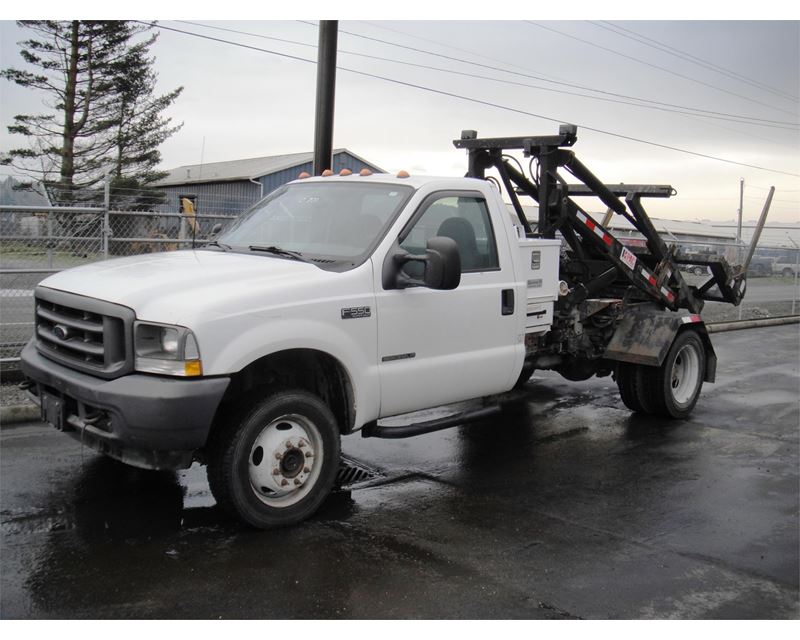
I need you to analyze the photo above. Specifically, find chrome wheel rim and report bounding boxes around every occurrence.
[248,413,323,507]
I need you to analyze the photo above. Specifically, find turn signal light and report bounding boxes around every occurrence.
[185,360,203,377]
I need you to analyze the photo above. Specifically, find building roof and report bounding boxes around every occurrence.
[155,149,384,186]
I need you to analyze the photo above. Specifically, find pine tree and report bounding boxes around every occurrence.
[1,21,182,206]
[106,29,183,210]
[1,21,132,201]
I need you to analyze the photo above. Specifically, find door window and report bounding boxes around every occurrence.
[399,194,498,274]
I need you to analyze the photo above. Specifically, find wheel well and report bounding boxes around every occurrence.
[214,349,356,435]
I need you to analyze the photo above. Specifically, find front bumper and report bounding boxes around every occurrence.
[20,340,230,469]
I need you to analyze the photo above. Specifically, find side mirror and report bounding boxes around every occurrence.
[383,236,461,290]
[210,223,223,236]
[422,236,461,290]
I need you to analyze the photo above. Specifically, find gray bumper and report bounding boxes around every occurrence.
[21,340,230,469]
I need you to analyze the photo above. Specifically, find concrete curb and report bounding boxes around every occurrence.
[0,403,40,426]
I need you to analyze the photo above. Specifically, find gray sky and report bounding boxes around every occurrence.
[1,13,798,222]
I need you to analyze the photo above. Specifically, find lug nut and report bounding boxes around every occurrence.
[293,479,301,486]
[303,467,311,473]
[272,469,280,476]
[281,479,289,486]
[298,441,305,448]
[285,441,292,448]
[275,452,282,460]
[305,452,313,458]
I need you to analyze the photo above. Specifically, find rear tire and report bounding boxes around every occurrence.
[207,390,341,529]
[616,362,654,413]
[642,330,706,419]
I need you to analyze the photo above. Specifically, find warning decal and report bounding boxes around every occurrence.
[620,247,637,270]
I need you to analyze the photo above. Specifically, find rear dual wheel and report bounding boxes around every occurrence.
[616,330,706,419]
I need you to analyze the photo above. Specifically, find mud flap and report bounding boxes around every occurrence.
[605,305,716,382]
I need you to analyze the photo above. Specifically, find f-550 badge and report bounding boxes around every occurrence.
[341,306,371,319]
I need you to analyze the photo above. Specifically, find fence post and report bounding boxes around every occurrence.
[103,176,110,259]
[46,211,53,269]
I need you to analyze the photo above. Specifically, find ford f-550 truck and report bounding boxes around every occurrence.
[21,126,756,528]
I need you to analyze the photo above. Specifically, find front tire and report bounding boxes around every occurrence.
[207,390,341,528]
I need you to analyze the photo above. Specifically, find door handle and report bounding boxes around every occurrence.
[501,289,515,315]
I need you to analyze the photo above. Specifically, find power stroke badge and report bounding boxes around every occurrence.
[341,306,371,320]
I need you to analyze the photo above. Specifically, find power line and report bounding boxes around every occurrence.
[528,21,799,119]
[141,21,800,179]
[299,20,797,129]
[594,21,799,104]
[178,21,797,134]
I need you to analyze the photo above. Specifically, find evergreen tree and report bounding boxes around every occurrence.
[106,29,183,210]
[1,21,182,205]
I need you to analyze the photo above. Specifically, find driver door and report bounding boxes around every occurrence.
[375,190,521,417]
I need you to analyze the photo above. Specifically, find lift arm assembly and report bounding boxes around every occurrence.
[454,125,758,314]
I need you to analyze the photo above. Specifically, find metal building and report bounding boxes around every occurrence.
[154,149,384,217]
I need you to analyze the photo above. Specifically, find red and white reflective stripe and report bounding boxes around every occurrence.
[681,314,703,324]
[661,286,675,302]
[576,212,613,246]
[640,266,657,286]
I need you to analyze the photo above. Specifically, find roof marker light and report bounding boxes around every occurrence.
[321,169,333,177]
[298,171,310,179]
[397,170,410,178]
[359,168,373,176]
[340,168,353,176]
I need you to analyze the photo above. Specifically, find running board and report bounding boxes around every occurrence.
[361,405,502,439]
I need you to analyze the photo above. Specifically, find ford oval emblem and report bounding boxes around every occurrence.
[53,324,70,340]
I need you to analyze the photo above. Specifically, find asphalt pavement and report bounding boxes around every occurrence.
[1,324,798,619]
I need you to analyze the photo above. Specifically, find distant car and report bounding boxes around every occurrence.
[687,265,709,276]
[746,257,773,277]
[773,255,798,277]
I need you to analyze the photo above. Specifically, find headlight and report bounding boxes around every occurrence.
[134,322,203,377]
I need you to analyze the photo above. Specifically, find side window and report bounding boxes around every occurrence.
[399,195,499,274]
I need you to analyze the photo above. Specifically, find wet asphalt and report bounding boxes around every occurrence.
[1,324,798,619]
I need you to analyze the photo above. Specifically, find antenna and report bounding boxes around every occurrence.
[199,136,206,180]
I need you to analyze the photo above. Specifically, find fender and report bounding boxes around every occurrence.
[605,304,717,382]
[201,316,380,428]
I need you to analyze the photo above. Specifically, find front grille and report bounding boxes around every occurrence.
[34,288,134,379]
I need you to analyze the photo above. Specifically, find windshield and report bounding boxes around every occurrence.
[217,181,414,264]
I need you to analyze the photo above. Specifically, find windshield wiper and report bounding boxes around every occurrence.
[248,245,310,263]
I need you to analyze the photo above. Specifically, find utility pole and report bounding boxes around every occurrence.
[313,21,338,176]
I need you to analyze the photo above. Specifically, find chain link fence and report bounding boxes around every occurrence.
[1,186,255,369]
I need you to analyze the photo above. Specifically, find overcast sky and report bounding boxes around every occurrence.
[1,12,798,222]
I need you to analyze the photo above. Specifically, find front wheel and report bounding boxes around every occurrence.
[207,390,341,528]
[782,268,794,277]
[643,330,706,419]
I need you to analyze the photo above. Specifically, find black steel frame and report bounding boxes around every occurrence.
[454,125,747,313]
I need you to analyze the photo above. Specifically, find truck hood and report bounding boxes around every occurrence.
[39,249,337,325]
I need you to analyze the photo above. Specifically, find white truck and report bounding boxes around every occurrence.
[21,127,752,528]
